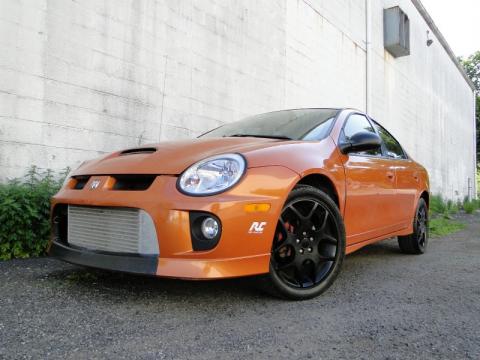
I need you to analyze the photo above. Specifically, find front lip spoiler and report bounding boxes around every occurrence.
[48,241,158,275]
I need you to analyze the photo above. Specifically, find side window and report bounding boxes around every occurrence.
[373,121,406,159]
[341,114,382,156]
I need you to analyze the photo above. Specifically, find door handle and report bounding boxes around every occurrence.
[386,171,395,180]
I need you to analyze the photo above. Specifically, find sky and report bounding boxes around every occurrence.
[420,0,479,58]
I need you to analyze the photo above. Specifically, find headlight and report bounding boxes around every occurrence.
[178,154,246,195]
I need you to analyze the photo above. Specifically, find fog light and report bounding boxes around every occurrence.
[201,217,219,239]
[190,212,222,251]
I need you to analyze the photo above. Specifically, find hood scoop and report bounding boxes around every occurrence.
[120,147,157,155]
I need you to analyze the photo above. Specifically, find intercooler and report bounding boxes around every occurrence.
[67,205,159,255]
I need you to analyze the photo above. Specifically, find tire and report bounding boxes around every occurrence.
[398,198,428,254]
[257,185,346,300]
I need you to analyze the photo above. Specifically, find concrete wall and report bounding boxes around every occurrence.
[0,0,476,199]
[371,0,476,199]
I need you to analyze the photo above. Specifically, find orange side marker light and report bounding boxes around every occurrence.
[244,203,271,213]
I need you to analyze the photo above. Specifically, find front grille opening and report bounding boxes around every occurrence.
[112,175,156,191]
[120,147,157,155]
[52,204,68,244]
[67,206,140,254]
[72,176,90,189]
[64,205,159,255]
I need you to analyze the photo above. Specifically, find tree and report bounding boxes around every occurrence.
[461,51,480,91]
[459,51,480,165]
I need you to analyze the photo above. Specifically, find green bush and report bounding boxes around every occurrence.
[430,192,480,218]
[430,195,458,218]
[430,195,447,214]
[0,167,66,260]
[446,199,459,215]
[463,199,479,214]
[463,201,476,214]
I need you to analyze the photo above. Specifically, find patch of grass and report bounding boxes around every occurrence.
[429,218,465,237]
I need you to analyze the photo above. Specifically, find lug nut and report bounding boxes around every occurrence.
[296,239,300,243]
[308,247,312,252]
[303,232,307,236]
[310,237,314,241]
[312,226,315,230]
[299,249,304,254]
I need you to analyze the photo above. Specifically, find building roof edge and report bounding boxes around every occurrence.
[411,0,475,91]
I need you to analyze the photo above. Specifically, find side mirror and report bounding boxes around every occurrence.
[339,131,382,154]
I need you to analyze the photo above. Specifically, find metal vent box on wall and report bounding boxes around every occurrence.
[384,6,410,57]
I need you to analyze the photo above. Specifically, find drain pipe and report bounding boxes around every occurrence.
[474,90,478,199]
[365,0,372,115]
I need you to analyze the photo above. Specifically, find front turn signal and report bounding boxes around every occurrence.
[244,203,271,213]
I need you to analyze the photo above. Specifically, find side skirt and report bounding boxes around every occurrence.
[345,224,413,255]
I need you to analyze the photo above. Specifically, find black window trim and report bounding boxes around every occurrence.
[369,118,410,161]
[338,111,410,161]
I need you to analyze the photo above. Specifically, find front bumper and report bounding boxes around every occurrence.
[49,166,299,279]
[48,240,271,279]
[49,241,158,275]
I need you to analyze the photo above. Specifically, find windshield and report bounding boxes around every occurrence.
[200,109,339,141]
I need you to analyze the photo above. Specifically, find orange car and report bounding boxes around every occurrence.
[49,108,429,299]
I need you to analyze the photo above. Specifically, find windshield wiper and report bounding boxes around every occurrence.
[227,134,292,140]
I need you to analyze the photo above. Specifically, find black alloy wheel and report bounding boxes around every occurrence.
[261,185,346,300]
[398,198,429,254]
[416,205,428,249]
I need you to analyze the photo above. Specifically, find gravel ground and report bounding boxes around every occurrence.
[1,214,479,360]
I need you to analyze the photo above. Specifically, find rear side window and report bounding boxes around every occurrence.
[341,114,382,156]
[372,121,407,159]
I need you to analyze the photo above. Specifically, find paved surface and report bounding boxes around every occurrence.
[1,215,479,360]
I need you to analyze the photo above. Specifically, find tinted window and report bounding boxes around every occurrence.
[343,114,375,138]
[373,121,406,159]
[200,109,339,141]
[341,114,381,156]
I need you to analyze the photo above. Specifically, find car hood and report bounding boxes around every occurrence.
[73,137,302,176]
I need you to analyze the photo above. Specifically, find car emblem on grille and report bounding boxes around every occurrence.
[90,180,101,190]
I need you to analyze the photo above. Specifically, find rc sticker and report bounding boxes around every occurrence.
[248,221,267,234]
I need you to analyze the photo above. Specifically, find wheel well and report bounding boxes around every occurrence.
[420,191,429,208]
[297,174,339,207]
